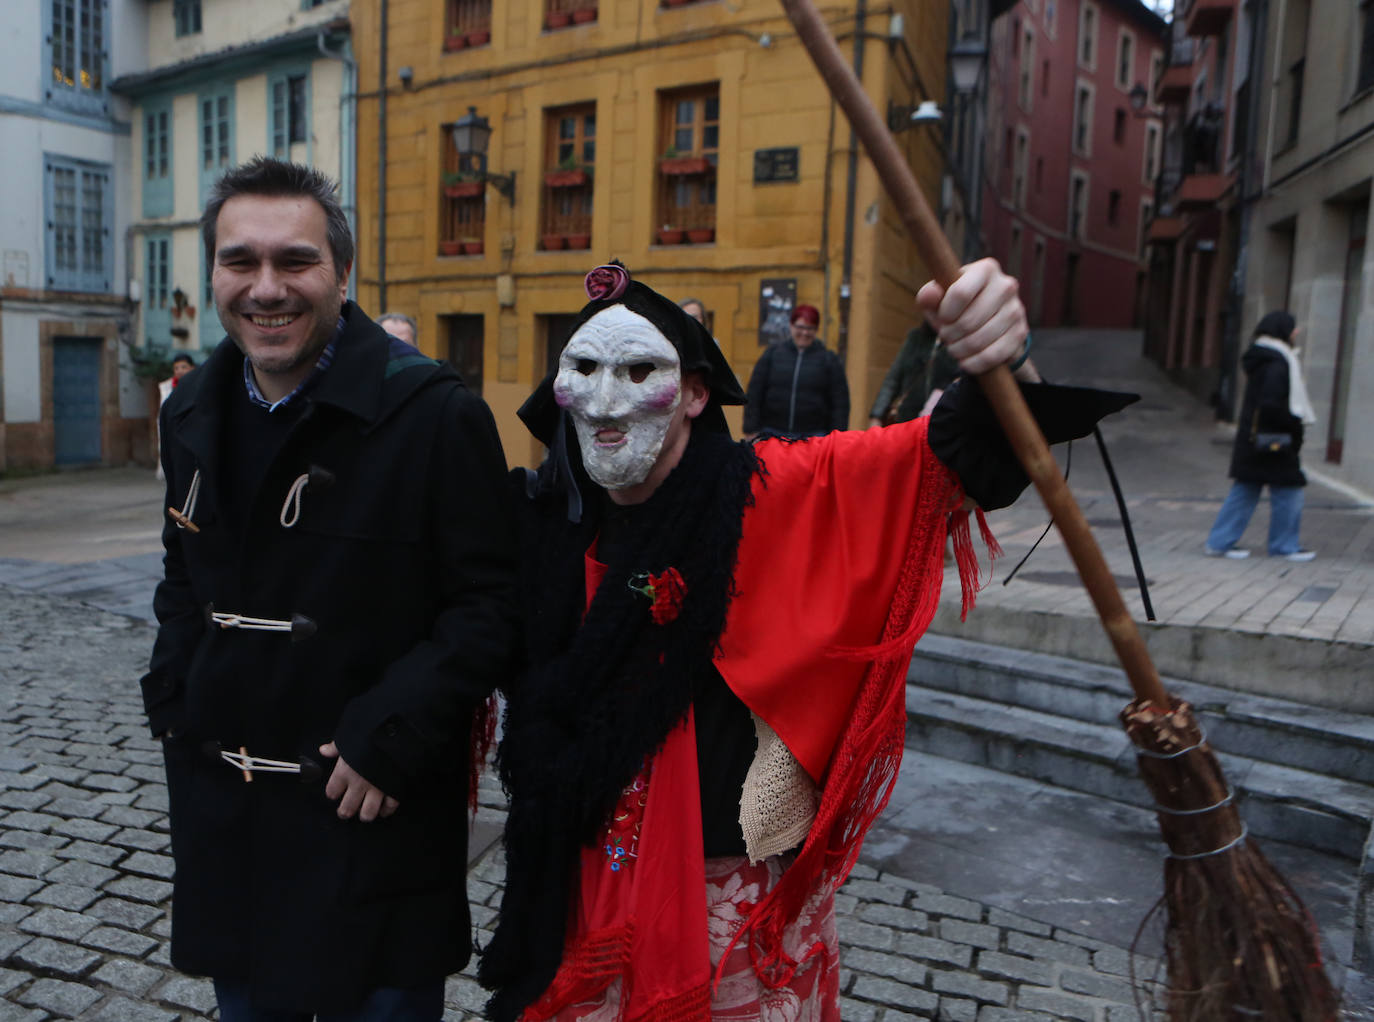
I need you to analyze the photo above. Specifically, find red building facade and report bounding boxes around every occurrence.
[983,0,1167,327]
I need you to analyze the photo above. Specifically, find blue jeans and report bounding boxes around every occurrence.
[214,980,444,1022]
[1206,481,1306,555]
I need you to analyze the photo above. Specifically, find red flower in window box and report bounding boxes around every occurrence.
[655,227,685,245]
[443,33,467,51]
[629,568,687,625]
[659,155,712,175]
[571,6,597,22]
[565,233,591,250]
[542,233,567,251]
[443,181,484,199]
[546,10,571,28]
[686,227,715,244]
[466,28,491,46]
[462,239,484,255]
[543,168,589,188]
[439,240,462,256]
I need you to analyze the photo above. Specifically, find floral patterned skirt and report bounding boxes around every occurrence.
[705,856,840,1022]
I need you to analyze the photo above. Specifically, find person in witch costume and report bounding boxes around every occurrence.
[479,260,1136,1022]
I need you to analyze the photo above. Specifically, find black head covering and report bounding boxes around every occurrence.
[517,262,745,446]
[1253,310,1296,343]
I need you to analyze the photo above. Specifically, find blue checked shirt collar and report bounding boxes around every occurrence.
[243,317,345,412]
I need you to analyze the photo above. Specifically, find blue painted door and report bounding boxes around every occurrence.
[52,337,103,465]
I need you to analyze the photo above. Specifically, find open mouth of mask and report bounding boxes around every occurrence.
[552,306,683,490]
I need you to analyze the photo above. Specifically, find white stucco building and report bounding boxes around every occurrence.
[0,0,147,471]
[111,0,354,366]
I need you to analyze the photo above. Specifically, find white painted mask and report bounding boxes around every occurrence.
[553,305,683,491]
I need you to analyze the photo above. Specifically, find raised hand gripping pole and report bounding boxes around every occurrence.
[779,0,1168,709]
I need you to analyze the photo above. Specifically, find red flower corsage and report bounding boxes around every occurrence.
[585,263,630,302]
[628,567,687,625]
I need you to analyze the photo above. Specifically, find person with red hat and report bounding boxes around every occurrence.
[742,303,850,439]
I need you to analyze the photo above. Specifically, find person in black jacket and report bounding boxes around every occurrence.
[1205,310,1318,561]
[145,157,518,1020]
[742,303,850,438]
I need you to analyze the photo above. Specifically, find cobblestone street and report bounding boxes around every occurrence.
[1,583,1172,1020]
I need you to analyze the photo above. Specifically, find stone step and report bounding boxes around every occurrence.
[904,681,1374,861]
[910,633,1374,787]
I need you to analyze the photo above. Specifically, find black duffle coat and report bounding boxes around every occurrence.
[143,302,517,1014]
[1229,339,1307,488]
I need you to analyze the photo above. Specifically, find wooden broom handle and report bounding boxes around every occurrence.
[780,0,1169,709]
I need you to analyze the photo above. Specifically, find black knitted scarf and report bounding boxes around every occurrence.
[479,426,760,1022]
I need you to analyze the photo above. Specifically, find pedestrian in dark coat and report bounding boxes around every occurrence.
[144,157,518,1019]
[1205,310,1317,561]
[742,304,850,438]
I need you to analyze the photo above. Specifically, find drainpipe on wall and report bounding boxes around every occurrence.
[318,30,358,301]
[377,0,389,311]
[1217,0,1268,421]
[837,0,867,363]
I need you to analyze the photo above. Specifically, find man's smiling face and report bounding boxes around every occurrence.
[211,194,349,400]
[553,306,685,491]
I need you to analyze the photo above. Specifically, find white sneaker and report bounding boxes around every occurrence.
[1277,549,1316,562]
[1205,546,1250,559]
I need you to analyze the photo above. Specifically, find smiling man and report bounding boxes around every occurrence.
[144,157,518,1021]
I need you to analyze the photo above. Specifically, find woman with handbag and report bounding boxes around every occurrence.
[1205,310,1318,561]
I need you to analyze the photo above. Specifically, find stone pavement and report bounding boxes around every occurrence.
[0,584,1169,1021]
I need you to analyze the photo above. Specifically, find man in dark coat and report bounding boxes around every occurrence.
[742,304,850,438]
[143,156,518,1019]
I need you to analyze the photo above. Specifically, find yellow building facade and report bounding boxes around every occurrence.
[353,0,949,466]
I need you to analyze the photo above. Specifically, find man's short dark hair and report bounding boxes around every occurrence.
[201,156,354,281]
[171,353,196,368]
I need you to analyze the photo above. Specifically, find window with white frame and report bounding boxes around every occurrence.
[1069,172,1089,240]
[199,87,236,202]
[1073,82,1094,156]
[45,0,109,115]
[270,72,310,160]
[1139,199,1153,258]
[1143,122,1160,184]
[44,155,112,293]
[143,100,173,218]
[174,0,201,36]
[1150,50,1164,92]
[1079,3,1098,70]
[145,235,172,348]
[1117,30,1135,90]
[1045,0,1056,38]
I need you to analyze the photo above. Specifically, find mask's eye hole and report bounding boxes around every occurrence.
[575,358,596,376]
[628,363,655,383]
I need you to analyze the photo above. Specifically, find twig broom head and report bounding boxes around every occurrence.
[1123,697,1339,1021]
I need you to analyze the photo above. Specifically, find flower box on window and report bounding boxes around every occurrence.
[655,227,685,245]
[439,240,463,256]
[572,6,597,22]
[443,179,484,199]
[461,238,484,255]
[443,33,467,51]
[542,233,567,250]
[546,10,571,28]
[544,168,590,188]
[659,155,712,175]
[467,28,490,46]
[565,233,591,249]
[686,227,715,244]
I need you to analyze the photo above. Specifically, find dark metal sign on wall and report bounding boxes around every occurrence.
[753,147,799,184]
